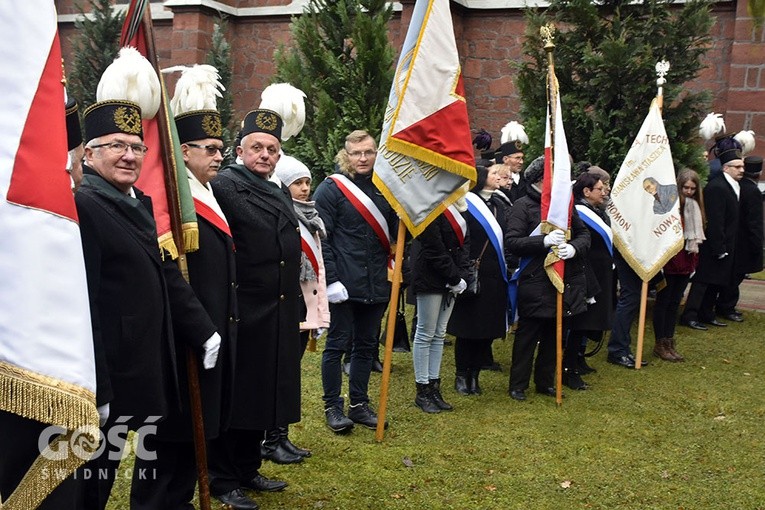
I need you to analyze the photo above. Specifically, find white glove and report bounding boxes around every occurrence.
[718,252,728,259]
[447,278,467,295]
[97,403,109,427]
[314,327,327,338]
[543,229,566,247]
[557,242,577,260]
[586,297,597,305]
[202,333,221,370]
[327,281,349,304]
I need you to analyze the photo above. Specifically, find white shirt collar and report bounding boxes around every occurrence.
[722,172,740,200]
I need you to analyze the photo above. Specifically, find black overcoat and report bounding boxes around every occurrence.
[447,193,511,340]
[76,170,179,426]
[505,188,590,320]
[693,174,739,286]
[734,177,764,274]
[211,165,302,431]
[569,201,614,331]
[156,215,237,441]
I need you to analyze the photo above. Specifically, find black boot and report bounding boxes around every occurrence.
[562,368,588,390]
[278,425,311,458]
[415,382,441,413]
[469,369,482,395]
[261,429,303,464]
[429,378,453,411]
[577,355,596,374]
[454,371,471,396]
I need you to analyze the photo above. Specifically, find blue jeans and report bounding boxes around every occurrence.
[413,293,455,384]
[321,301,387,409]
[607,255,641,358]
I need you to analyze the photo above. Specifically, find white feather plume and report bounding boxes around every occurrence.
[699,112,725,141]
[734,130,756,156]
[162,64,225,115]
[97,47,161,119]
[500,121,529,145]
[259,83,307,141]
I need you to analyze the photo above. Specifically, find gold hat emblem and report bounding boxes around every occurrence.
[255,111,278,131]
[202,114,223,137]
[514,140,523,150]
[114,106,142,135]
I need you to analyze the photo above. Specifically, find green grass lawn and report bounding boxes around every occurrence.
[108,308,765,509]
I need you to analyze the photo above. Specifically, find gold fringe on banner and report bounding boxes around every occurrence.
[0,362,99,510]
[182,221,199,253]
[158,232,179,261]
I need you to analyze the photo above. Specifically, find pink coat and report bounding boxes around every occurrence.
[300,229,330,331]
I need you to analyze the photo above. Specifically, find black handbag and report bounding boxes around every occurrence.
[380,293,411,352]
[463,239,489,296]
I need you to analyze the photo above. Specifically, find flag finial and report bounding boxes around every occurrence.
[540,23,556,50]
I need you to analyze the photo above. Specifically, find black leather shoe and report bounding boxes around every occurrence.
[703,319,727,327]
[509,389,527,401]
[682,320,708,331]
[372,359,384,373]
[535,386,563,397]
[243,473,287,493]
[563,369,588,390]
[348,402,388,430]
[626,354,648,367]
[607,355,636,368]
[325,406,354,434]
[261,441,303,464]
[721,313,744,322]
[216,488,259,509]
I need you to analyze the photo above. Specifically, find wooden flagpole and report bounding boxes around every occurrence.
[137,5,211,509]
[376,221,407,442]
[541,24,564,406]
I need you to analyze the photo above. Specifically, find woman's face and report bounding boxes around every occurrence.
[680,179,697,198]
[484,166,501,191]
[288,177,311,201]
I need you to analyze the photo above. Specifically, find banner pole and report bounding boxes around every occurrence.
[555,292,563,405]
[376,221,407,442]
[635,281,649,370]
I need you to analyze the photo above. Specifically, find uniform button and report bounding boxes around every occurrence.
[229,316,235,323]
[280,294,285,301]
[280,261,285,267]
[313,289,318,295]
[231,282,236,288]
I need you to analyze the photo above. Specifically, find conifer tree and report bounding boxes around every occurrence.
[68,0,125,109]
[273,0,395,179]
[516,0,714,177]
[206,18,236,156]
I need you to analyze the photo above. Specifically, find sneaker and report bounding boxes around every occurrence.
[348,402,388,430]
[324,406,354,434]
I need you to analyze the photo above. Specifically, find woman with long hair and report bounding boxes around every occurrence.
[652,169,706,361]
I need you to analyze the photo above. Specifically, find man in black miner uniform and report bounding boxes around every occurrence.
[76,99,220,510]
[130,86,237,508]
[208,109,302,510]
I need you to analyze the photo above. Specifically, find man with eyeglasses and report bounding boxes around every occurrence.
[681,140,745,330]
[76,99,220,510]
[208,109,301,509]
[314,130,397,434]
[496,140,528,202]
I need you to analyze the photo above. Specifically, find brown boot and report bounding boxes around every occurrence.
[653,338,677,361]
[666,337,684,362]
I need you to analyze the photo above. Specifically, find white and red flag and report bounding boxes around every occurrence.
[373,0,476,236]
[608,99,683,280]
[0,1,99,506]
[540,73,573,293]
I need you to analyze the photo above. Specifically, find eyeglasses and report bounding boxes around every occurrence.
[187,143,224,156]
[90,141,148,157]
[591,186,605,192]
[348,150,377,159]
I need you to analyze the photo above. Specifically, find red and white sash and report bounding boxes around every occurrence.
[442,204,467,247]
[299,222,320,275]
[328,174,391,253]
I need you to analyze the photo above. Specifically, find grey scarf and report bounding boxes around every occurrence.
[293,198,326,281]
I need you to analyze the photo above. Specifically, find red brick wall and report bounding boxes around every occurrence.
[56,0,764,154]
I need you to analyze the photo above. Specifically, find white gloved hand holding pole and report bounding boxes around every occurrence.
[543,229,566,247]
[326,281,349,304]
[202,333,221,370]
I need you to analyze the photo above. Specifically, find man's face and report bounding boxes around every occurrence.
[723,160,745,181]
[346,137,377,175]
[183,138,224,185]
[503,152,524,173]
[84,133,145,193]
[237,132,281,177]
[69,144,85,191]
[643,180,657,195]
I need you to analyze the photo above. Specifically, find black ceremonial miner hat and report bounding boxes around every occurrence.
[240,108,283,141]
[65,96,82,151]
[83,100,143,142]
[175,110,223,144]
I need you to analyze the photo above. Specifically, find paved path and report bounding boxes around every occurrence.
[739,277,765,312]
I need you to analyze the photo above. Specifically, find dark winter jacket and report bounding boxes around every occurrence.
[411,212,472,295]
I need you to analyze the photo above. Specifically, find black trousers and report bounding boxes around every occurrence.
[130,434,197,510]
[509,317,556,391]
[716,272,746,316]
[681,281,723,323]
[0,411,78,509]
[454,337,493,372]
[207,428,264,496]
[653,273,691,339]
